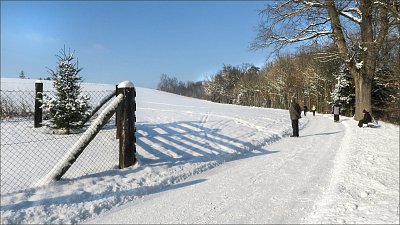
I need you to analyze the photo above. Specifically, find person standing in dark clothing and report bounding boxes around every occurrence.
[303,105,308,116]
[358,109,373,127]
[332,104,340,122]
[289,97,301,137]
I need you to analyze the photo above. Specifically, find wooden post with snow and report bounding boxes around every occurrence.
[34,80,43,128]
[118,81,136,169]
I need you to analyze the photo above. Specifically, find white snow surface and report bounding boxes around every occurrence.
[0,78,399,224]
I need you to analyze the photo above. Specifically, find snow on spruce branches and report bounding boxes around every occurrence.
[330,64,355,115]
[42,47,90,134]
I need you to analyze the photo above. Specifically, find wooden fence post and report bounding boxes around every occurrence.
[34,80,43,128]
[118,81,136,169]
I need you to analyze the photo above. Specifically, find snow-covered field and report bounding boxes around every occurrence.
[1,78,399,224]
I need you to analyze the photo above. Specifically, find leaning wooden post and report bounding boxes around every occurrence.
[118,81,136,169]
[35,93,124,183]
[34,80,43,128]
[115,84,118,126]
[116,84,123,140]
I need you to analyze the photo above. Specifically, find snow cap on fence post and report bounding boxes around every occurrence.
[116,81,135,140]
[118,81,134,89]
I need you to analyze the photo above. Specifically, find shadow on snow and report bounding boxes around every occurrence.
[1,120,279,212]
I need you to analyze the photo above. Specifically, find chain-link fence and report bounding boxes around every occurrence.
[1,89,118,195]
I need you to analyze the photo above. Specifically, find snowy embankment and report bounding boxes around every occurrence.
[1,78,399,224]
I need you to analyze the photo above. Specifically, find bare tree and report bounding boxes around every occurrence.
[253,0,399,120]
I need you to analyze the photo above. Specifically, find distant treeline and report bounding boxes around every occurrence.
[157,44,399,125]
[157,74,204,99]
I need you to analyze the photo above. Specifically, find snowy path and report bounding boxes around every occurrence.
[305,118,400,224]
[86,115,344,224]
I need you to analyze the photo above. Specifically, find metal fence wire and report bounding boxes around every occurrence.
[1,89,118,195]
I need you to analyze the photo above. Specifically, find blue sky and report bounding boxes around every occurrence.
[1,1,271,88]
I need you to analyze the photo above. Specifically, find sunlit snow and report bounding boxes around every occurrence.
[0,78,398,224]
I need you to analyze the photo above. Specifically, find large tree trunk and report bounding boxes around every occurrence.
[326,0,389,121]
[354,0,376,120]
[352,68,372,120]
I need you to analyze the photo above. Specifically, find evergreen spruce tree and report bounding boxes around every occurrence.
[330,64,355,117]
[19,70,26,79]
[42,47,90,134]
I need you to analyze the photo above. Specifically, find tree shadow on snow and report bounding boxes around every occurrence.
[70,119,278,181]
[1,120,279,212]
[134,120,279,166]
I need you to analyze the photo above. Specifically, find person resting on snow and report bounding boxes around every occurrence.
[358,109,372,127]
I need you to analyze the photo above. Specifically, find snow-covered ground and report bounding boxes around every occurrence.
[1,78,399,224]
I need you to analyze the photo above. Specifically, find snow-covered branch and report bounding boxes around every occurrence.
[301,0,325,8]
[339,11,362,24]
[275,30,332,43]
